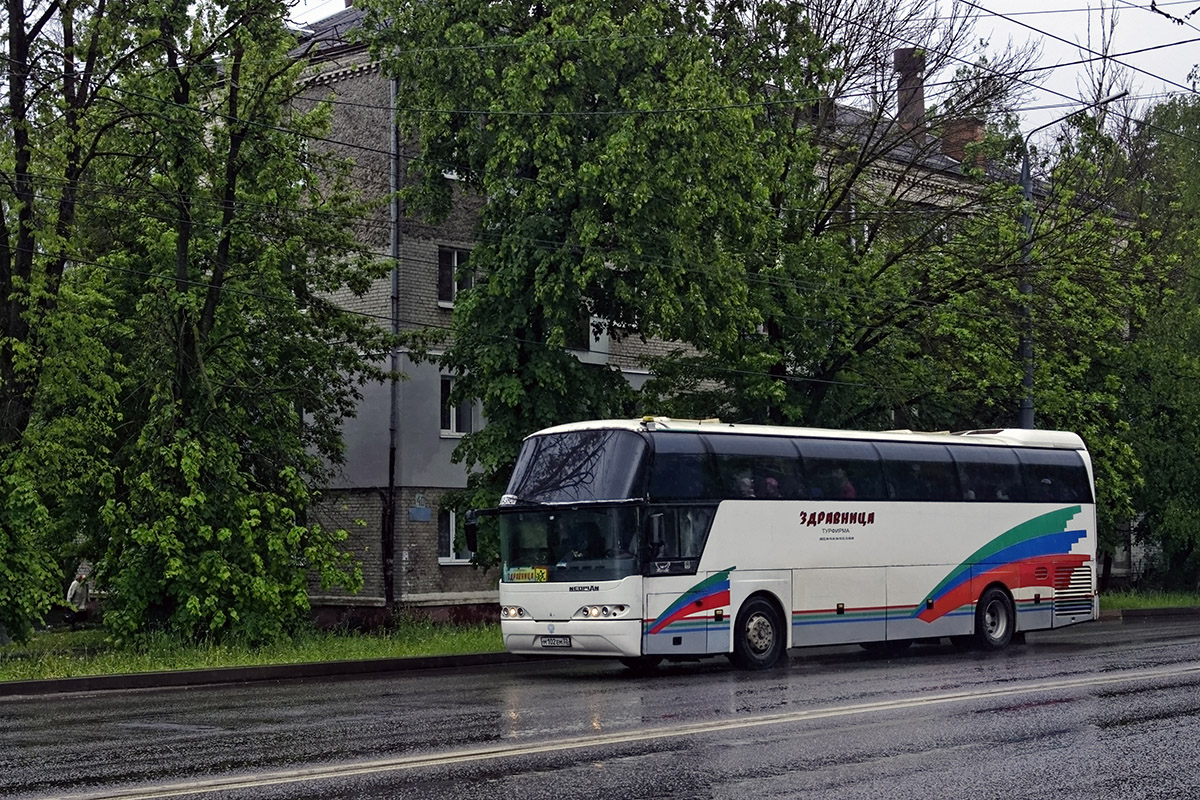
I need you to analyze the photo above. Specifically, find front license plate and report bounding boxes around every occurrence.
[540,636,571,648]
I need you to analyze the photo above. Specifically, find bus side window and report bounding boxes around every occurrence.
[648,432,725,500]
[705,435,805,500]
[874,442,959,502]
[797,439,885,500]
[646,508,714,563]
[948,444,1024,503]
[1014,448,1092,504]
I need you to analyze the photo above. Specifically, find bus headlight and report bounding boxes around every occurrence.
[500,606,529,619]
[576,605,629,618]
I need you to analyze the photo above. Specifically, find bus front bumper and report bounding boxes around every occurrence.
[502,618,643,658]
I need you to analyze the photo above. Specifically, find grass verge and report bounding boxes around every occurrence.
[1098,589,1200,611]
[0,620,503,683]
[4,590,1198,683]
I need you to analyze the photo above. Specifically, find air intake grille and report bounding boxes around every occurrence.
[1054,564,1093,617]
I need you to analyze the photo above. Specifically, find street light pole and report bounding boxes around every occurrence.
[1017,90,1127,429]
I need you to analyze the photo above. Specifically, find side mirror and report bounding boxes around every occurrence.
[463,510,479,552]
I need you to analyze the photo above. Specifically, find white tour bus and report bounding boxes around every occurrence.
[475,417,1097,670]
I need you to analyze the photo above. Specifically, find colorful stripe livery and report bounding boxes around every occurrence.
[792,606,888,626]
[917,506,1087,622]
[646,567,734,635]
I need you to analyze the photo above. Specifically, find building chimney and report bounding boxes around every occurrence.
[942,117,986,165]
[894,48,926,141]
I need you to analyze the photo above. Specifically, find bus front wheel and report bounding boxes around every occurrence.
[973,587,1015,651]
[730,596,786,670]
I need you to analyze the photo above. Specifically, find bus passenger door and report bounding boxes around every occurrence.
[792,567,886,646]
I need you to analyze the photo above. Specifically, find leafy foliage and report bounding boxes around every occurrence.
[1118,96,1200,588]
[361,0,1159,575]
[83,1,387,643]
[360,0,785,560]
[3,0,390,642]
[1,0,139,639]
[0,469,59,642]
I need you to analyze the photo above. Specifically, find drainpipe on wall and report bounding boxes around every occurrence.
[384,76,402,612]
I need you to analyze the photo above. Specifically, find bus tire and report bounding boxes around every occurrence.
[974,587,1015,651]
[731,596,786,670]
[619,656,663,673]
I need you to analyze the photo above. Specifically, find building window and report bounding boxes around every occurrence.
[438,247,472,307]
[564,307,593,351]
[440,375,473,437]
[438,509,472,563]
[565,311,610,366]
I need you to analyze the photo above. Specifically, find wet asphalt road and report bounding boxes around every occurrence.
[3,617,1200,800]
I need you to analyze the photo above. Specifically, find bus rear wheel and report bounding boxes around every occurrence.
[730,596,786,670]
[973,587,1015,651]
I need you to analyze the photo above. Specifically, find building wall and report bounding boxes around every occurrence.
[330,356,478,490]
[309,484,499,612]
[300,40,498,614]
[308,488,387,604]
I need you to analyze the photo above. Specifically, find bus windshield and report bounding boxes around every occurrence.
[500,506,642,583]
[505,429,648,504]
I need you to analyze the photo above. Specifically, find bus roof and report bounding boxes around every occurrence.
[528,418,1088,451]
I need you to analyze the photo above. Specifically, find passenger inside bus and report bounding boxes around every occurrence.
[560,521,605,561]
[613,528,637,559]
[832,468,856,499]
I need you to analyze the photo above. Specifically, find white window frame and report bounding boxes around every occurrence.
[437,247,472,309]
[567,314,610,366]
[438,509,473,564]
[440,375,473,438]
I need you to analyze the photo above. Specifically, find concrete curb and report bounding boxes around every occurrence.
[0,651,529,698]
[5,608,1200,698]
[1098,606,1200,622]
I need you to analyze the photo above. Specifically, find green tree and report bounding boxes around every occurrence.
[1118,96,1200,588]
[644,4,1148,561]
[360,0,787,563]
[641,1,1040,431]
[1,0,139,640]
[84,0,394,643]
[1020,117,1151,568]
[359,0,1150,573]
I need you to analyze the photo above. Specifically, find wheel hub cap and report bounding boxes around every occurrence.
[746,613,774,653]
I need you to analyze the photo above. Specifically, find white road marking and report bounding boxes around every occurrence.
[51,662,1200,799]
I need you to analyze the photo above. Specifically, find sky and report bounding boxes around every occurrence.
[290,0,349,24]
[977,1,1200,132]
[287,1,1200,137]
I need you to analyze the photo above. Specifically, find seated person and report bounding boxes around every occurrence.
[559,521,605,562]
[832,468,856,499]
